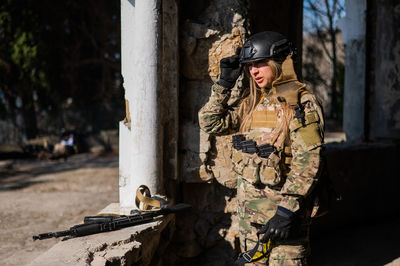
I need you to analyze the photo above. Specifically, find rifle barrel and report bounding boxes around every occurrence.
[33,230,71,240]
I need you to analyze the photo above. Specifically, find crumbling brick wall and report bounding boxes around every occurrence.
[174,0,303,264]
[176,1,248,263]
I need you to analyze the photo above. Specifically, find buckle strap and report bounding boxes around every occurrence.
[235,236,272,265]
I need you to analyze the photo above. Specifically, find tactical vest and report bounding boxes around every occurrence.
[232,81,310,188]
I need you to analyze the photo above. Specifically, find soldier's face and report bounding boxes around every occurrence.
[248,60,274,88]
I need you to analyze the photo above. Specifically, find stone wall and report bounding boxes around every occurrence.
[179,0,247,184]
[179,0,303,186]
[176,0,303,264]
[177,1,248,263]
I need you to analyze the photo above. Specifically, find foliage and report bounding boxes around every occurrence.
[0,0,123,142]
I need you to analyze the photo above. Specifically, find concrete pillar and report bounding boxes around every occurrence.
[338,0,367,141]
[119,0,161,213]
[370,0,400,139]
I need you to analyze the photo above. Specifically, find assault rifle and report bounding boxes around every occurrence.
[33,203,191,241]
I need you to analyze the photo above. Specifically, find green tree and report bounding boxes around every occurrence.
[0,0,123,141]
[0,0,47,139]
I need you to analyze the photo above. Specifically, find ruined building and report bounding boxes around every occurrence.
[31,0,400,265]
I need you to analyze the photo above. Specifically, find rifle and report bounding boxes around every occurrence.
[33,203,192,241]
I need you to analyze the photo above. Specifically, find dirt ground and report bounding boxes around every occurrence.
[0,153,119,266]
[1,152,400,266]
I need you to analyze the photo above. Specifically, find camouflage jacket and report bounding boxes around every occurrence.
[198,57,324,213]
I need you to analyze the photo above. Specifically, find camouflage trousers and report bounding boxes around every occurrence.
[237,176,311,266]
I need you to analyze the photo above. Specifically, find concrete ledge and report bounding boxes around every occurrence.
[324,132,346,143]
[29,204,175,266]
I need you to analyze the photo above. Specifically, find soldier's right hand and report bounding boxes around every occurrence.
[217,47,243,89]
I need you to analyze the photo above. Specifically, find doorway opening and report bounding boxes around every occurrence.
[302,0,346,142]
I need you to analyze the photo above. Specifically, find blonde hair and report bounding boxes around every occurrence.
[238,59,282,133]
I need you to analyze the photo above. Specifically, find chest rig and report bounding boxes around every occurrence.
[232,81,309,187]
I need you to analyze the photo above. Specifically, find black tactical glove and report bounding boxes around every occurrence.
[217,48,243,89]
[258,206,294,242]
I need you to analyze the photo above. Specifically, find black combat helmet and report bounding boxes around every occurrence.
[239,31,292,64]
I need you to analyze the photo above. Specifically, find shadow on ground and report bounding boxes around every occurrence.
[311,213,400,265]
[0,153,118,191]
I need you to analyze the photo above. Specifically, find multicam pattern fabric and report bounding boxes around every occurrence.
[199,84,324,211]
[198,84,241,135]
[238,177,311,265]
[198,61,324,265]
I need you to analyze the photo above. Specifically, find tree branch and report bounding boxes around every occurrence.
[305,0,329,17]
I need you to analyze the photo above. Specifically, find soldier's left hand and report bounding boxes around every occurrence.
[258,206,294,242]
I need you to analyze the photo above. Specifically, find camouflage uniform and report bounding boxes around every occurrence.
[199,56,324,265]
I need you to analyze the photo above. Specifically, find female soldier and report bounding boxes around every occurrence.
[198,31,324,265]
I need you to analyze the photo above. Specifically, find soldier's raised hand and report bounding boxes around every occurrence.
[217,47,243,89]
